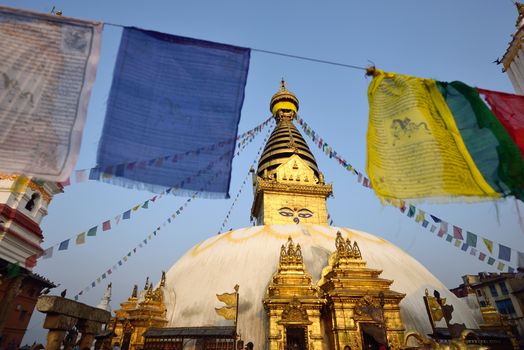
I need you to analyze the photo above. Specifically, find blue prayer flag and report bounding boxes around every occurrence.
[97,28,250,198]
[123,210,131,220]
[498,244,511,262]
[58,239,69,251]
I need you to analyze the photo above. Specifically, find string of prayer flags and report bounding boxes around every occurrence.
[73,190,200,301]
[218,130,271,234]
[0,6,102,181]
[61,118,271,187]
[96,27,250,197]
[298,116,520,272]
[366,70,524,202]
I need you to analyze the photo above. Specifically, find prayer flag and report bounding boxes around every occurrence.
[367,71,524,202]
[102,220,111,231]
[438,222,448,237]
[430,215,441,223]
[75,170,88,183]
[430,224,437,233]
[454,239,462,248]
[470,248,477,256]
[91,282,96,287]
[509,266,515,273]
[479,252,487,261]
[102,273,106,279]
[415,209,425,223]
[115,214,121,224]
[422,220,429,228]
[123,210,131,220]
[75,232,86,245]
[58,239,69,251]
[407,205,416,218]
[87,226,97,237]
[446,235,453,242]
[142,201,149,209]
[453,226,464,240]
[487,257,495,265]
[96,27,250,197]
[0,6,102,181]
[461,243,469,251]
[42,247,53,259]
[483,238,494,253]
[498,244,511,262]
[466,231,477,247]
[497,262,505,271]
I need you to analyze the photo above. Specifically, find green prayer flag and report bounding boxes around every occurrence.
[466,231,477,247]
[407,205,416,218]
[487,257,495,265]
[446,234,453,242]
[87,226,97,237]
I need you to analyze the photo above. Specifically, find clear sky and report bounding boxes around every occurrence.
[1,0,521,344]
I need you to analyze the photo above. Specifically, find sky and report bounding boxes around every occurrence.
[1,0,521,344]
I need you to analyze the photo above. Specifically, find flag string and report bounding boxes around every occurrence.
[72,167,227,301]
[297,116,519,273]
[103,22,368,73]
[217,128,272,234]
[61,117,272,187]
[39,123,270,263]
[73,192,196,301]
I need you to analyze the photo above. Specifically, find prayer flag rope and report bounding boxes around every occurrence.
[72,166,226,300]
[218,128,272,234]
[73,193,197,301]
[61,118,273,187]
[40,123,268,262]
[297,116,519,272]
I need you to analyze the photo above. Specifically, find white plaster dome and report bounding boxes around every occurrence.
[164,224,478,348]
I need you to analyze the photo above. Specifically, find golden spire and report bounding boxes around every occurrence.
[258,80,320,179]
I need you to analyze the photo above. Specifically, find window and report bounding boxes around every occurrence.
[18,310,27,321]
[499,282,509,295]
[489,284,498,297]
[25,193,40,211]
[495,299,516,315]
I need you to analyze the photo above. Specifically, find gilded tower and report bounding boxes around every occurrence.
[251,80,332,225]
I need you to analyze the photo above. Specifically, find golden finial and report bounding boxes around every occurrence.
[280,78,287,92]
[144,276,149,290]
[160,271,166,287]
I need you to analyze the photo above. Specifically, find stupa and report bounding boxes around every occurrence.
[113,81,480,350]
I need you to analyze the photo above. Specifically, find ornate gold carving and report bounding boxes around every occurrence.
[0,173,53,202]
[280,237,303,265]
[278,299,311,325]
[335,231,362,261]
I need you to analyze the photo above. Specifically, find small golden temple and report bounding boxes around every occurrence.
[106,82,517,350]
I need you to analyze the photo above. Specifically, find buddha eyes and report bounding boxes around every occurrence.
[298,209,313,218]
[278,208,294,217]
[278,208,313,218]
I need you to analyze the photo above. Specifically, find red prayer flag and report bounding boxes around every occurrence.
[478,88,524,157]
[102,220,111,231]
[453,225,464,240]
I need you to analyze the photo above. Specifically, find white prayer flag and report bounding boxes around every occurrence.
[0,6,102,180]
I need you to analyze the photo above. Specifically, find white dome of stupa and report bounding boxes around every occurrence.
[164,224,478,347]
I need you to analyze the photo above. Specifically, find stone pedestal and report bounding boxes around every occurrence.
[37,296,110,350]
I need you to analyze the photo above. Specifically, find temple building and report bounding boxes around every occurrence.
[0,175,61,349]
[111,82,512,349]
[501,2,524,94]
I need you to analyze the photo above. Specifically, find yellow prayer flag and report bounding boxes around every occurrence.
[483,238,494,253]
[215,306,236,320]
[367,72,497,202]
[76,232,86,245]
[216,292,237,307]
[10,175,30,193]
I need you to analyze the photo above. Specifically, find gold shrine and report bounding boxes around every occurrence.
[111,273,168,350]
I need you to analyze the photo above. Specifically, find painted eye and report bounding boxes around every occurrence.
[278,208,294,217]
[297,209,313,218]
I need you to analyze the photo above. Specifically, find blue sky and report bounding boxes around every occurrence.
[1,0,521,344]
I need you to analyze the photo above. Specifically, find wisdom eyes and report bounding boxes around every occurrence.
[278,208,294,217]
[278,207,313,218]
